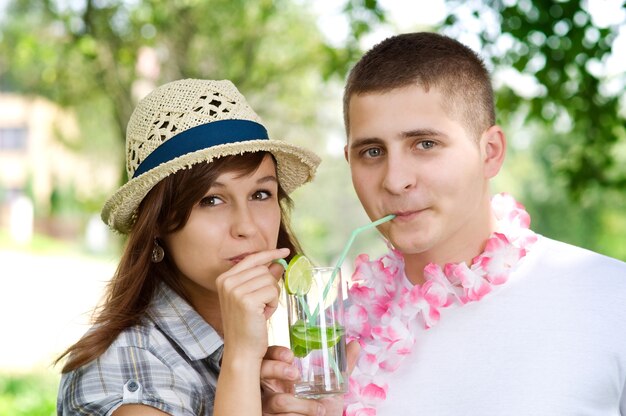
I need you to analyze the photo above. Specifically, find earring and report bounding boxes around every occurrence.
[151,239,165,263]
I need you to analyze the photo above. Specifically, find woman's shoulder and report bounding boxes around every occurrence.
[110,319,160,350]
[69,321,171,373]
[62,318,185,384]
[58,321,209,415]
[105,318,191,367]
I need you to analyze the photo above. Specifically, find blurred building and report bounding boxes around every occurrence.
[0,93,118,242]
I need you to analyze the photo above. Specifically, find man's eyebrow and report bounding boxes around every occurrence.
[350,128,448,150]
[401,128,448,139]
[349,137,384,150]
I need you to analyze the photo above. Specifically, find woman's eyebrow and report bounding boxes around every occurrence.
[257,175,278,184]
[211,175,278,188]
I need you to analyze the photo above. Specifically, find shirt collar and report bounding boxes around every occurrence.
[147,282,223,361]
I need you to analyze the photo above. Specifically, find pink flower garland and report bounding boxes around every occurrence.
[343,193,538,415]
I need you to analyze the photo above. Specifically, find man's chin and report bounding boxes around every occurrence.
[388,237,432,256]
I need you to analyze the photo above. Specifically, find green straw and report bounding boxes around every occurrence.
[310,214,396,322]
[273,258,289,270]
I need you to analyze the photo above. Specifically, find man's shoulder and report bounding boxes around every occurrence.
[537,235,626,265]
[530,235,626,279]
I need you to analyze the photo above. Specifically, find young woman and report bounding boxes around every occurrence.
[56,79,320,415]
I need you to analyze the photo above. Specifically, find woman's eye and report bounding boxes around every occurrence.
[252,190,272,200]
[199,196,223,206]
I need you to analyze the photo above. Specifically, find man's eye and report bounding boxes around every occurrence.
[364,147,382,157]
[199,196,223,206]
[418,140,436,150]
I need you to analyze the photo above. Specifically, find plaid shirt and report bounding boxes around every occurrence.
[57,282,224,415]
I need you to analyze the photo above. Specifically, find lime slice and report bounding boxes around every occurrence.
[285,254,313,295]
[289,321,345,357]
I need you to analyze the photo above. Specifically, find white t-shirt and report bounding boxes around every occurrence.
[378,236,626,415]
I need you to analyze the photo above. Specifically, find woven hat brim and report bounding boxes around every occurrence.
[101,140,320,234]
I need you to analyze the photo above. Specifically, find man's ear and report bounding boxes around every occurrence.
[481,125,506,179]
[344,144,349,163]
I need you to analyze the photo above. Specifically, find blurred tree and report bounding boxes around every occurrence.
[0,0,389,260]
[440,0,626,258]
[317,0,387,80]
[1,0,624,260]
[313,0,626,201]
[442,0,626,202]
[327,0,626,258]
[0,0,331,156]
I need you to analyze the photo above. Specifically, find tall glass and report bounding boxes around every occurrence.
[286,267,347,398]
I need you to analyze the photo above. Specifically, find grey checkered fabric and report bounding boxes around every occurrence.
[57,282,224,415]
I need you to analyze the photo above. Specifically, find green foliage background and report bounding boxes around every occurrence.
[0,373,56,415]
[0,0,624,411]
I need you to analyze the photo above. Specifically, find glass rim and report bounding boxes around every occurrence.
[307,266,340,273]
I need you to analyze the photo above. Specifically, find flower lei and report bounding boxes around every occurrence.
[343,193,538,415]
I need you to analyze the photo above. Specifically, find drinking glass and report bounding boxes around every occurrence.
[286,266,347,398]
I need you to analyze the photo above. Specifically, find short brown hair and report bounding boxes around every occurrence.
[343,32,495,140]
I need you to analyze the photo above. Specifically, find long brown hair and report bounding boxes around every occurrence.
[57,152,302,372]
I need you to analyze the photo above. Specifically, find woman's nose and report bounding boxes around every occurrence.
[230,206,260,239]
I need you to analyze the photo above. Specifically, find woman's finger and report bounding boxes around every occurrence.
[346,340,361,375]
[217,265,274,294]
[225,248,289,276]
[264,346,294,365]
[221,269,276,293]
[260,357,299,385]
[262,392,325,416]
[269,261,286,281]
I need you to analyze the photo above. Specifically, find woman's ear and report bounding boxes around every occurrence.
[481,125,506,179]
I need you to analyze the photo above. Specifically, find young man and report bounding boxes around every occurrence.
[262,32,626,416]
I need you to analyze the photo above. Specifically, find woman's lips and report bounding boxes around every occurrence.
[228,252,254,264]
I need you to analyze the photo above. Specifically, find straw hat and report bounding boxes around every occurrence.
[102,79,321,233]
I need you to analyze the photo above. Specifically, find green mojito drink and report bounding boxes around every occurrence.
[285,259,347,398]
[289,321,345,358]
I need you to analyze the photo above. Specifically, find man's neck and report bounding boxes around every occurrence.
[403,210,497,286]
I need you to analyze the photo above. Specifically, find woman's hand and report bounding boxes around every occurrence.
[216,247,289,361]
[260,342,362,416]
[213,248,289,416]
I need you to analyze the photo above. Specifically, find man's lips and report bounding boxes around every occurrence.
[391,209,425,222]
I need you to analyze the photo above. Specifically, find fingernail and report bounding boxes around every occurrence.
[317,405,326,416]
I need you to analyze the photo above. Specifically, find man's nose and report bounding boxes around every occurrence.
[382,153,417,194]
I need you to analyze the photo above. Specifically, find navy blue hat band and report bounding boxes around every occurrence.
[133,119,269,178]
